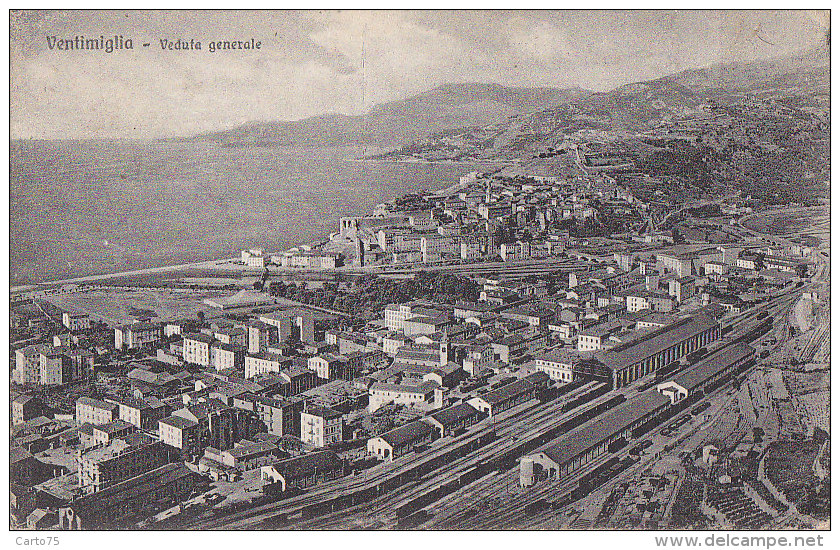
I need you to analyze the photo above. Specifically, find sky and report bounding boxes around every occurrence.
[10,9,830,139]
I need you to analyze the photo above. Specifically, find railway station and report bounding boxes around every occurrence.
[588,314,722,388]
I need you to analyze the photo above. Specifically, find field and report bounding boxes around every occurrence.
[742,207,829,241]
[42,288,229,325]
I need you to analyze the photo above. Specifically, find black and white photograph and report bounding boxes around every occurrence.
[7,8,831,536]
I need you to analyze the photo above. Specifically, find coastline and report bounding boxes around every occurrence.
[11,165,476,291]
[343,155,513,167]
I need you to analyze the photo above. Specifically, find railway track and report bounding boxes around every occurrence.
[274,381,616,528]
[187,381,607,529]
[184,282,804,530]
[410,291,803,529]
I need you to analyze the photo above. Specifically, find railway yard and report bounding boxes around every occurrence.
[164,205,831,531]
[161,271,827,531]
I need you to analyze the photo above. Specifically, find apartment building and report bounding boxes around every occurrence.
[300,405,344,448]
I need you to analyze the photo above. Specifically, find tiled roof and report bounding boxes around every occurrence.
[158,416,198,430]
[474,378,534,406]
[76,397,119,412]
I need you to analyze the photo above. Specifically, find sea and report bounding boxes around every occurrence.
[10,140,485,286]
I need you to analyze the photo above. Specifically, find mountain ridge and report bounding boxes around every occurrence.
[193,46,829,149]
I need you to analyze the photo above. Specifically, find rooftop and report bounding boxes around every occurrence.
[303,405,343,420]
[159,416,198,430]
[66,464,193,520]
[267,450,342,479]
[474,378,534,406]
[428,402,482,427]
[375,420,435,448]
[671,343,755,392]
[76,397,119,412]
[539,389,671,468]
[597,314,719,372]
[183,333,215,345]
[536,348,582,365]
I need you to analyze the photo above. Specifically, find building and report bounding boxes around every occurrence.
[534,349,581,383]
[182,333,215,366]
[467,378,537,417]
[278,250,343,269]
[246,320,276,354]
[423,403,485,438]
[260,450,345,493]
[403,315,452,337]
[79,420,136,448]
[368,381,438,412]
[114,322,163,351]
[589,314,721,388]
[625,290,675,313]
[10,483,37,523]
[241,248,266,267]
[656,252,695,278]
[462,344,494,376]
[521,389,671,483]
[276,366,320,396]
[232,394,304,437]
[165,401,256,456]
[704,261,729,277]
[367,420,436,461]
[10,446,43,486]
[500,305,556,328]
[76,397,119,426]
[12,395,43,425]
[65,348,96,381]
[300,405,344,448]
[158,416,199,455]
[14,344,53,385]
[110,396,170,431]
[163,319,198,338]
[420,235,459,263]
[62,311,92,331]
[394,345,446,369]
[656,344,755,404]
[490,334,527,364]
[202,440,282,474]
[308,353,358,381]
[245,352,291,379]
[77,435,172,494]
[258,310,295,342]
[500,241,531,262]
[58,463,196,530]
[39,348,71,386]
[668,276,697,303]
[210,342,245,372]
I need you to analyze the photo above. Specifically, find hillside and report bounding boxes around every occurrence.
[381,47,830,161]
[195,83,592,147]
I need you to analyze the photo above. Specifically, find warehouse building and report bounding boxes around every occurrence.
[58,463,196,530]
[467,377,537,417]
[367,420,436,461]
[656,343,755,404]
[521,389,671,484]
[423,402,485,438]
